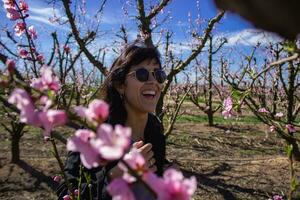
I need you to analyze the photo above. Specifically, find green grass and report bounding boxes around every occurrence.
[167,132,192,145]
[176,114,262,124]
[239,147,283,156]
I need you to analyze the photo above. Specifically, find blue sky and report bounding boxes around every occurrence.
[0,0,282,72]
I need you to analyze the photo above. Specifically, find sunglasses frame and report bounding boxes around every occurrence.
[127,68,166,84]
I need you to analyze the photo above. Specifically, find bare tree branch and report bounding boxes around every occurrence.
[61,0,107,75]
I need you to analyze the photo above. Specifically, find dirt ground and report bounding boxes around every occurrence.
[0,114,300,200]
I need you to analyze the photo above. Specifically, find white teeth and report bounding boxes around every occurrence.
[142,90,156,95]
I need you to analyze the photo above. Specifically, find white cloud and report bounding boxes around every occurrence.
[218,29,283,47]
[29,15,56,26]
[26,5,68,30]
[29,3,66,19]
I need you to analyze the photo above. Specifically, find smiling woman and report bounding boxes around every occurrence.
[56,42,170,200]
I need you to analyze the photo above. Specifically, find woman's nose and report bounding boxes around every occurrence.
[147,72,156,82]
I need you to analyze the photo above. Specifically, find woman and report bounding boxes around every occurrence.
[56,43,168,200]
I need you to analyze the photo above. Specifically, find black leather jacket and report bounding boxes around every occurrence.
[56,113,166,200]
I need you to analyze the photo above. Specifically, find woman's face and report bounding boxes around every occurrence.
[121,58,163,114]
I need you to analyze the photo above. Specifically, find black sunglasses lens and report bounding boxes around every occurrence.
[154,70,166,83]
[135,68,149,82]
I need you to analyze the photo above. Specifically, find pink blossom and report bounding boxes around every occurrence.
[222,97,233,119]
[53,175,62,182]
[107,178,135,200]
[96,124,131,161]
[6,8,21,20]
[74,189,79,196]
[67,129,104,169]
[286,124,296,133]
[272,195,284,200]
[63,195,71,200]
[18,48,28,58]
[37,54,45,62]
[38,109,67,138]
[119,148,146,183]
[8,89,66,137]
[19,0,28,12]
[6,59,15,74]
[30,47,36,53]
[14,22,26,36]
[74,99,109,124]
[258,107,269,113]
[269,126,275,132]
[123,148,145,170]
[28,26,37,39]
[142,172,166,199]
[64,45,70,53]
[161,169,197,200]
[275,112,284,118]
[39,95,52,110]
[49,16,60,23]
[2,0,15,9]
[30,66,61,92]
[67,124,131,169]
[8,88,40,126]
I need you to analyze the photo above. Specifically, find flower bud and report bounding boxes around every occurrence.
[6,59,15,75]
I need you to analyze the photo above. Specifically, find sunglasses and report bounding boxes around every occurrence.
[127,68,167,84]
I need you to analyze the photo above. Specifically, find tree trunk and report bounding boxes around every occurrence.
[11,134,21,163]
[207,35,214,126]
[288,139,300,162]
[207,110,214,126]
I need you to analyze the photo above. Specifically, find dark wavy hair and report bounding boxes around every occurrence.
[100,43,162,125]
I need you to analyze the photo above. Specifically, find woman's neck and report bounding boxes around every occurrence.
[125,110,148,142]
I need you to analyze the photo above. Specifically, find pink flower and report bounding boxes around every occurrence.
[286,124,296,133]
[63,45,70,53]
[275,112,283,118]
[161,169,197,200]
[142,172,165,199]
[6,59,15,75]
[39,95,52,110]
[8,89,67,138]
[269,126,275,132]
[30,47,36,53]
[28,26,37,39]
[38,109,67,138]
[30,66,61,92]
[49,16,60,23]
[222,97,233,119]
[37,54,45,62]
[8,89,40,126]
[67,124,131,169]
[107,178,135,200]
[18,48,28,58]
[96,124,131,160]
[3,0,15,9]
[14,22,26,36]
[74,99,109,124]
[6,8,21,20]
[19,0,28,12]
[258,108,269,113]
[53,175,62,182]
[272,195,284,200]
[74,189,79,196]
[63,195,71,200]
[119,148,146,183]
[67,129,104,169]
